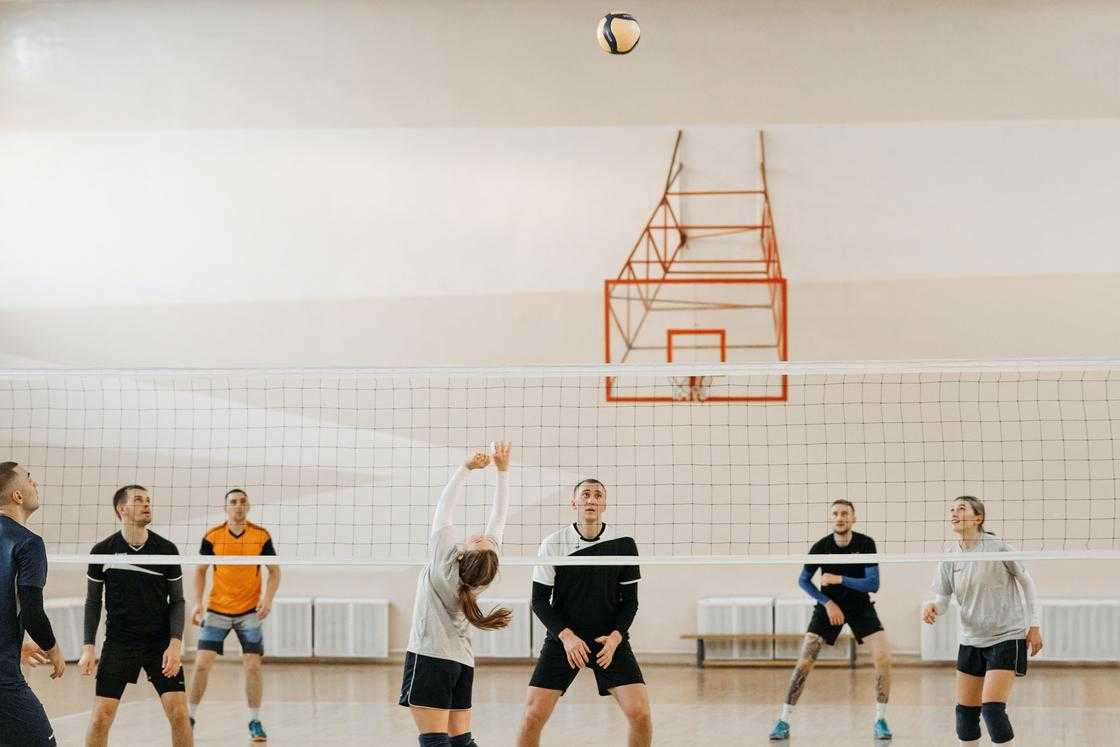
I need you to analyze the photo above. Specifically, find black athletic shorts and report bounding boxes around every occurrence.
[95,638,186,700]
[398,652,474,710]
[957,639,1028,678]
[807,602,884,645]
[530,637,645,697]
[0,679,56,746]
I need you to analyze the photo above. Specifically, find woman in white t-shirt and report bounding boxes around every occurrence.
[922,496,1043,746]
[399,442,512,747]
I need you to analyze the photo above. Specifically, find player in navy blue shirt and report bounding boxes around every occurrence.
[0,461,66,746]
[769,500,894,741]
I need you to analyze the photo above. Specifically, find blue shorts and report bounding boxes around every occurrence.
[198,610,264,656]
[0,679,56,745]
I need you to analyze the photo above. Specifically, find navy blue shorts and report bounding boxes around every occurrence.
[957,639,1028,678]
[0,679,56,746]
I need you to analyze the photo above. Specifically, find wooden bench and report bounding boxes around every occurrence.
[680,633,858,668]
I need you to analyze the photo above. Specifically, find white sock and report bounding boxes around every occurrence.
[249,708,260,722]
[876,702,887,720]
[780,703,794,722]
[188,703,197,719]
[959,741,980,746]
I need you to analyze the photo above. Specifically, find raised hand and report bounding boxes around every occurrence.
[492,441,512,472]
[464,452,491,470]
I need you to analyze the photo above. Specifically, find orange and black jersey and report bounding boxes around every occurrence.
[200,522,276,616]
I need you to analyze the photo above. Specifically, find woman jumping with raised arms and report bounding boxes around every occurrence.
[922,495,1043,746]
[400,442,513,747]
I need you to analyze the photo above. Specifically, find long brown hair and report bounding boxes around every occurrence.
[457,548,511,630]
[955,495,992,534]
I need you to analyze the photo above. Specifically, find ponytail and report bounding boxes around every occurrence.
[457,547,511,631]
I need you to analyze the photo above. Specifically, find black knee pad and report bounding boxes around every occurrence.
[982,701,1013,744]
[955,704,982,742]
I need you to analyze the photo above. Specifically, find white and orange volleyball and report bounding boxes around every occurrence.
[597,13,640,55]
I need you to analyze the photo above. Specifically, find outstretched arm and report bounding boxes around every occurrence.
[484,441,511,544]
[431,452,489,536]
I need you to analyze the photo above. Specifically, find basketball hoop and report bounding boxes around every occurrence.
[671,375,711,402]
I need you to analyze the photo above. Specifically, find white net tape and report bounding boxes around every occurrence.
[2,359,1118,566]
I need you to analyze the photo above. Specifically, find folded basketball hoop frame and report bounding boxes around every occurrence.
[603,130,789,403]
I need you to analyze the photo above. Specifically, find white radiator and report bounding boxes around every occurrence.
[697,596,773,660]
[313,598,390,658]
[473,597,532,658]
[261,597,313,657]
[1036,599,1120,662]
[44,597,91,661]
[920,600,960,661]
[774,598,848,661]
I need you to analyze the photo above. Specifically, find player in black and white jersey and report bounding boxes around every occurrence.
[79,485,192,747]
[516,478,652,747]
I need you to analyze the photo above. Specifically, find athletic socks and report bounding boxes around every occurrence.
[188,703,198,719]
[780,703,794,722]
[248,707,260,721]
[450,733,478,747]
[419,734,451,747]
[876,702,887,720]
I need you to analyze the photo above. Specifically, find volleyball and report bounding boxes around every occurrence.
[597,12,640,55]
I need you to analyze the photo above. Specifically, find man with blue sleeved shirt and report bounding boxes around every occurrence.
[769,500,893,742]
[1,462,67,747]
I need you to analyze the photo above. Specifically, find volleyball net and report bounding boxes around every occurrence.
[1,359,1117,566]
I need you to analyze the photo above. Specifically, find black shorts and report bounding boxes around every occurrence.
[957,639,1028,678]
[95,638,186,700]
[0,679,56,746]
[398,652,474,710]
[530,637,645,697]
[807,602,884,645]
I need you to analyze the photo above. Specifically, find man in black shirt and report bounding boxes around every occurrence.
[79,484,192,747]
[516,478,651,747]
[0,462,66,747]
[768,500,893,741]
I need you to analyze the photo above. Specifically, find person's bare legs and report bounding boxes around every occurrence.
[516,686,562,747]
[785,633,824,706]
[411,705,450,734]
[187,649,218,713]
[449,708,472,737]
[610,683,652,747]
[865,630,892,726]
[243,653,263,712]
[85,696,120,747]
[160,691,194,747]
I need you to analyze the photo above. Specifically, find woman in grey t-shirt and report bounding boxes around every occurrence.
[922,496,1042,746]
[399,443,512,747]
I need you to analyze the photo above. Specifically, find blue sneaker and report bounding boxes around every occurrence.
[768,719,790,740]
[249,719,268,742]
[873,718,893,740]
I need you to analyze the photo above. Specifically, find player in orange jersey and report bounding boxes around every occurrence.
[187,489,280,743]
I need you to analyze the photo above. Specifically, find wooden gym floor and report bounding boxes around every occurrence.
[27,661,1120,745]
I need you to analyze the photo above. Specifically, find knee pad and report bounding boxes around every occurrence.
[982,701,1013,744]
[955,704,982,742]
[450,733,478,747]
[418,734,451,747]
